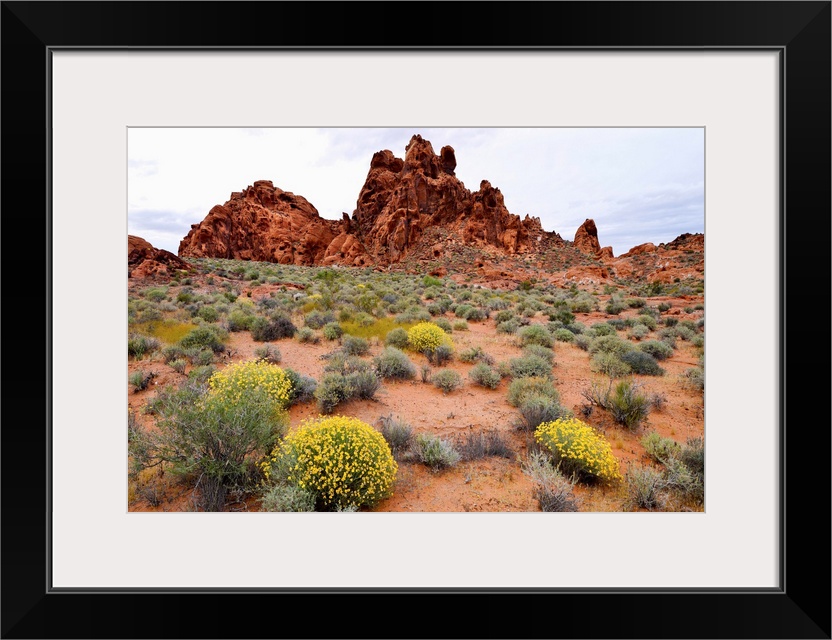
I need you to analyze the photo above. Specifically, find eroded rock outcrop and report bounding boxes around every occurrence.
[129,235,191,281]
[178,181,371,266]
[349,135,556,263]
[573,218,614,259]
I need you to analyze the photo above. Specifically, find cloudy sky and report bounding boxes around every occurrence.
[128,127,703,258]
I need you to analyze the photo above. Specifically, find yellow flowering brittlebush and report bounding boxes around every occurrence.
[535,418,623,483]
[407,322,452,353]
[207,360,293,410]
[268,415,398,510]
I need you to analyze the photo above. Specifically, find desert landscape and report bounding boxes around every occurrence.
[127,133,704,513]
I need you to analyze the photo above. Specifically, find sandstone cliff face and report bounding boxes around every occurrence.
[178,181,371,267]
[349,135,554,263]
[129,235,191,281]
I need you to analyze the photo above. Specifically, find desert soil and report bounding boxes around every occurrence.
[128,282,704,513]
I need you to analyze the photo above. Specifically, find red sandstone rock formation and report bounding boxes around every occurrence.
[664,232,704,251]
[349,135,557,263]
[620,242,657,258]
[128,235,192,281]
[178,181,371,267]
[178,135,564,269]
[573,218,613,259]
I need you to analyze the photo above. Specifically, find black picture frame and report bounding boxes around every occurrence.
[2,2,829,638]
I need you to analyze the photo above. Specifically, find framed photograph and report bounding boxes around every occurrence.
[3,2,829,638]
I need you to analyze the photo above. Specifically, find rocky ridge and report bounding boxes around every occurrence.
[170,134,703,287]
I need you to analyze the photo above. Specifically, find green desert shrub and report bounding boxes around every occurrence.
[128,334,160,360]
[606,378,650,430]
[432,317,454,333]
[283,368,317,406]
[413,433,461,470]
[507,376,559,407]
[250,315,297,341]
[628,324,650,341]
[605,297,627,315]
[534,417,622,484]
[517,394,570,432]
[254,344,282,364]
[260,483,316,512]
[296,327,320,344]
[347,369,382,400]
[522,450,580,512]
[324,353,372,375]
[452,320,469,331]
[606,318,626,331]
[384,327,409,349]
[573,334,592,351]
[197,305,219,323]
[590,352,632,378]
[638,340,674,361]
[169,359,188,374]
[128,379,289,511]
[568,294,597,313]
[188,364,216,384]
[185,347,215,366]
[680,366,704,392]
[342,334,370,356]
[518,324,554,348]
[432,369,462,394]
[468,363,502,389]
[376,414,414,461]
[625,464,667,510]
[427,343,454,366]
[314,373,354,414]
[508,354,552,380]
[227,309,255,332]
[465,307,487,322]
[588,334,632,357]
[620,350,665,376]
[304,310,336,330]
[263,415,397,511]
[161,345,187,364]
[522,344,555,365]
[546,306,575,325]
[144,287,168,302]
[553,328,575,343]
[641,431,682,464]
[373,347,417,380]
[663,456,704,504]
[632,314,657,330]
[129,369,156,392]
[458,346,494,365]
[496,319,520,335]
[178,326,227,353]
[678,436,705,479]
[322,322,343,341]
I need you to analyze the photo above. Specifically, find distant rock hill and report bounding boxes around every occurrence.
[129,235,191,280]
[175,134,703,286]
